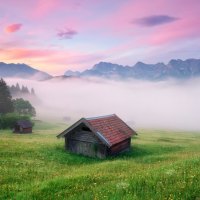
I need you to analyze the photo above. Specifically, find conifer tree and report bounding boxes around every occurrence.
[16,83,20,92]
[31,88,35,95]
[0,78,14,114]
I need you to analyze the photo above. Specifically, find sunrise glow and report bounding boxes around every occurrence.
[0,0,200,74]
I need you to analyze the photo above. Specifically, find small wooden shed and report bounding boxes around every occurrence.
[14,120,33,133]
[57,114,137,158]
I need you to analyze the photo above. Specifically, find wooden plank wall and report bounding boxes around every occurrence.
[22,127,32,133]
[66,130,107,158]
[69,131,100,143]
[109,138,131,155]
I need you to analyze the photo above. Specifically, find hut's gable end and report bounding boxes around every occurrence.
[64,122,103,144]
[66,138,107,158]
[66,131,107,158]
[65,123,106,158]
[69,131,101,143]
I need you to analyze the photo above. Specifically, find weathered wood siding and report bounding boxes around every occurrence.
[69,131,99,143]
[108,138,131,156]
[22,127,32,133]
[66,130,107,158]
[14,127,32,133]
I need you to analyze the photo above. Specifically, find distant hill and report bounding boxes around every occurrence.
[65,59,200,80]
[64,70,80,77]
[0,62,52,80]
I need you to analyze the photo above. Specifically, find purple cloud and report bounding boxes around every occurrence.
[57,28,77,39]
[133,15,179,26]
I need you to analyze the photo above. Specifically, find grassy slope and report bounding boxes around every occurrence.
[0,122,200,200]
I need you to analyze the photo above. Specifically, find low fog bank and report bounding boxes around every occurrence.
[5,77,200,131]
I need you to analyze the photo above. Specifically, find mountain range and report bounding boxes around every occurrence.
[65,58,200,80]
[0,62,52,80]
[1,58,200,81]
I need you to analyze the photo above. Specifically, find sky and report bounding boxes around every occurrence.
[0,0,200,75]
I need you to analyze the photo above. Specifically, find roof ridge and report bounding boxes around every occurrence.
[85,114,116,120]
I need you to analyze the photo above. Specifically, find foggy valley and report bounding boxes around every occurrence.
[5,77,200,131]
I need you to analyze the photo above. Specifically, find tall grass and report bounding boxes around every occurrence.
[0,125,200,200]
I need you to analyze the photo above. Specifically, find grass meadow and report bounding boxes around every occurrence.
[0,121,200,200]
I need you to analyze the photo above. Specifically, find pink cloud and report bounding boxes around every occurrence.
[5,23,22,33]
[0,47,105,73]
[0,48,55,59]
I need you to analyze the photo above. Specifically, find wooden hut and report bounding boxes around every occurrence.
[14,120,33,133]
[57,114,137,158]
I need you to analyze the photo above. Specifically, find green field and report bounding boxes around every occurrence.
[0,121,200,200]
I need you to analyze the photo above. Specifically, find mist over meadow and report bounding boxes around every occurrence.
[5,77,200,131]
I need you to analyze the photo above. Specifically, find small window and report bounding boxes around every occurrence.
[82,126,90,131]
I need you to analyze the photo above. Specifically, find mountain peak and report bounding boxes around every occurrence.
[135,61,145,66]
[92,62,122,71]
[64,58,200,80]
[0,62,52,81]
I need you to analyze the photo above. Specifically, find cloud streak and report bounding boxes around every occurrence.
[133,15,179,26]
[5,23,22,33]
[57,28,78,39]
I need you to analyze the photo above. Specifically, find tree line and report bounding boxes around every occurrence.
[9,83,35,97]
[0,78,36,129]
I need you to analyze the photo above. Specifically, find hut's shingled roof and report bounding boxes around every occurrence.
[86,114,136,146]
[57,114,136,147]
[16,120,32,128]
